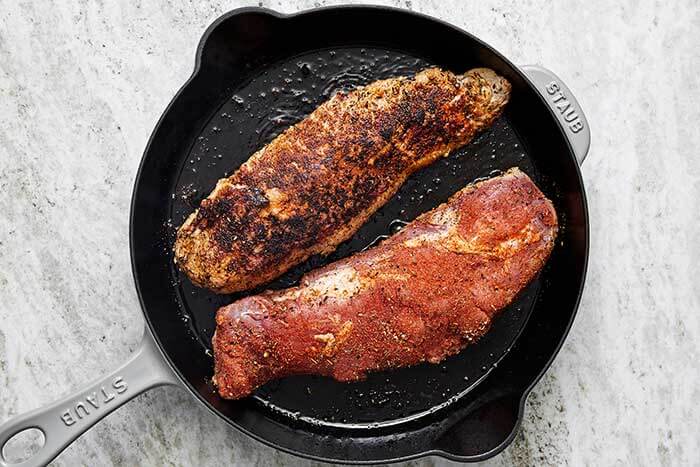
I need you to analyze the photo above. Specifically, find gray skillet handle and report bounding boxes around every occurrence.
[0,328,179,467]
[521,65,590,165]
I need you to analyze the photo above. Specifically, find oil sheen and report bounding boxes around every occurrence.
[168,47,541,428]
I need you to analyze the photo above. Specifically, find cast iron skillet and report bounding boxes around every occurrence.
[0,6,589,466]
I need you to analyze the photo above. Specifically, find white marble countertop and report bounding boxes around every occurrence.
[1,0,698,465]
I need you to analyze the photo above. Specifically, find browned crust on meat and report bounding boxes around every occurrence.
[175,67,511,293]
[212,168,558,399]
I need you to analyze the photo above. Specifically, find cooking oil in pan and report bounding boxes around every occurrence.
[169,46,541,429]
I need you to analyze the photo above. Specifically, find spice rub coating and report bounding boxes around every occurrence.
[213,168,557,399]
[175,67,511,293]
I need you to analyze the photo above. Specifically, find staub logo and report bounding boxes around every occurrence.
[60,376,128,426]
[545,81,584,134]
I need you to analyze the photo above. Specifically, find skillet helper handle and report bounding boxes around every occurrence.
[521,65,590,165]
[0,329,179,467]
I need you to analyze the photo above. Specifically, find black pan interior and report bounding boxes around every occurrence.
[170,46,539,428]
[131,7,587,463]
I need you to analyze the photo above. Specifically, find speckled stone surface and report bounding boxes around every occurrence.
[0,1,698,465]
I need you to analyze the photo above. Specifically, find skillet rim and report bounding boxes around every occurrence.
[129,4,590,464]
